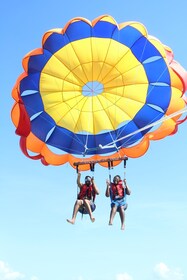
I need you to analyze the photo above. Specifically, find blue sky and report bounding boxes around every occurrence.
[1,1,187,280]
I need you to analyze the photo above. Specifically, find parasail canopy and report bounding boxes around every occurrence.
[11,15,187,170]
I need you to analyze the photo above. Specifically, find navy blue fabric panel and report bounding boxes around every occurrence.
[44,33,70,53]
[133,104,164,128]
[116,26,144,48]
[46,126,84,153]
[22,93,44,117]
[31,112,55,142]
[92,21,117,38]
[20,73,40,92]
[143,58,170,84]
[146,85,171,111]
[84,132,117,155]
[65,21,92,41]
[46,120,148,154]
[28,50,52,74]
[116,120,145,147]
[131,36,161,62]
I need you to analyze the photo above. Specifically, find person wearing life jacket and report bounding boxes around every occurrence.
[105,175,131,230]
[67,172,99,224]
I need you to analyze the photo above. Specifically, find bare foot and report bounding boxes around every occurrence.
[91,217,95,223]
[67,219,75,224]
[121,225,125,230]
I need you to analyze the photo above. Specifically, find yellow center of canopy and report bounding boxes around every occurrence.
[40,38,148,133]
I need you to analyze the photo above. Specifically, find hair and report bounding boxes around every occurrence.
[113,175,121,180]
[85,176,92,181]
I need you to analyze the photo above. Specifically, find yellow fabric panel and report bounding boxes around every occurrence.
[97,39,129,65]
[41,55,72,80]
[40,73,64,93]
[62,90,82,103]
[71,39,93,65]
[54,42,87,77]
[114,50,141,75]
[39,36,148,134]
[96,95,131,125]
[46,97,82,126]
[115,96,144,119]
[74,64,94,82]
[108,84,148,103]
[104,88,146,112]
[40,74,81,96]
[104,65,147,87]
[104,72,124,88]
[169,68,184,92]
[166,87,186,119]
[92,61,108,81]
[77,110,111,133]
[99,15,117,25]
[96,63,118,83]
[91,38,112,63]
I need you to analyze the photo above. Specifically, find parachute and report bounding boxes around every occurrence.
[11,15,187,171]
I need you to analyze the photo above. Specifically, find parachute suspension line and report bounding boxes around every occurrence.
[107,157,128,185]
[110,37,180,149]
[104,106,187,149]
[123,158,127,181]
[82,37,179,155]
[107,160,113,184]
[90,163,95,172]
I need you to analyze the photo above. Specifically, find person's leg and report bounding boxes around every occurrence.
[83,199,95,222]
[119,206,125,230]
[109,204,117,225]
[67,200,83,224]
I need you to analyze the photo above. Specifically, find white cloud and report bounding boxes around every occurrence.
[154,262,184,280]
[116,272,133,280]
[0,261,39,280]
[0,261,24,280]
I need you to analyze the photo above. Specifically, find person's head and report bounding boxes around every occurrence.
[85,176,92,186]
[113,175,121,185]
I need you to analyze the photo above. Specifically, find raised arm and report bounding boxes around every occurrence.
[77,172,82,188]
[123,179,131,195]
[91,177,99,195]
[105,179,111,197]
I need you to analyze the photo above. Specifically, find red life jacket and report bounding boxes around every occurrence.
[111,180,124,200]
[78,184,95,200]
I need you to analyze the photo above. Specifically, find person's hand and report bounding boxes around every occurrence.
[123,179,127,187]
[106,179,110,186]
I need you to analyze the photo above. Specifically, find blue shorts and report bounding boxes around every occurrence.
[111,198,127,210]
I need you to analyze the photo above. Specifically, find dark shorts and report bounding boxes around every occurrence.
[78,200,96,215]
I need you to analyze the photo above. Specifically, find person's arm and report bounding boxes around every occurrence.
[77,172,82,188]
[123,179,131,195]
[91,177,99,195]
[105,179,110,197]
